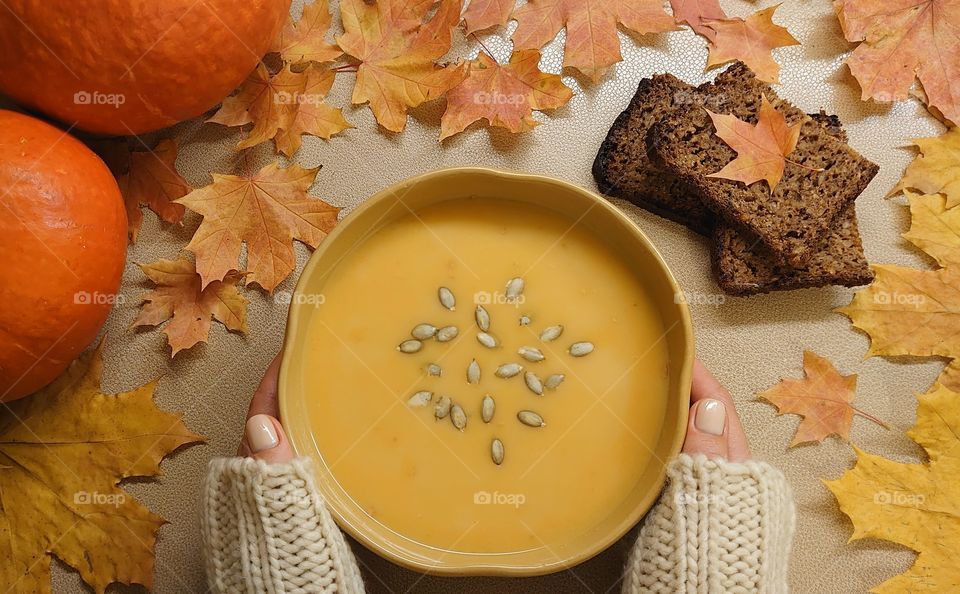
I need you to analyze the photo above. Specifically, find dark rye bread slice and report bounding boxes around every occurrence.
[649,64,880,267]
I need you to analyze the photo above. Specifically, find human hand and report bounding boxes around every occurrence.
[681,359,750,462]
[237,354,295,464]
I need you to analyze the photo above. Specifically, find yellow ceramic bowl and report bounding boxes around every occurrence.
[279,168,693,576]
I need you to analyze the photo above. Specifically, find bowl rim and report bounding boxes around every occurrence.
[279,166,694,577]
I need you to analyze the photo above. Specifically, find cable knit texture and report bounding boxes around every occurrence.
[201,457,365,594]
[623,454,795,594]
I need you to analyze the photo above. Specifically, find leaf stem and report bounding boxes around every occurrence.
[785,157,825,174]
[852,406,890,430]
[471,33,496,61]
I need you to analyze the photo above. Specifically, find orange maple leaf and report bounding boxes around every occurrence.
[758,351,888,446]
[439,50,573,141]
[274,64,354,156]
[835,0,960,124]
[118,139,189,243]
[337,0,465,132]
[670,0,726,40]
[132,258,248,357]
[462,0,515,35]
[706,93,803,190]
[176,161,340,292]
[704,5,799,84]
[512,0,677,81]
[272,0,343,65]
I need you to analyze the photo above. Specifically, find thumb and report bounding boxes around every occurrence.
[681,399,729,460]
[244,414,295,464]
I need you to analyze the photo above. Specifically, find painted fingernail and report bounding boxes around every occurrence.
[695,399,726,436]
[246,414,279,452]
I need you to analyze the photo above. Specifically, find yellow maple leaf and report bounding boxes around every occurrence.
[824,383,960,593]
[439,49,573,141]
[837,264,960,359]
[890,127,960,209]
[902,190,960,268]
[941,360,960,391]
[0,344,203,593]
[176,161,340,292]
[704,5,799,84]
[132,258,249,357]
[118,139,189,243]
[337,0,465,133]
[272,0,342,65]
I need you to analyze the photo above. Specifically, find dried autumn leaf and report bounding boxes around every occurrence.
[0,344,203,593]
[118,139,189,242]
[439,49,573,141]
[512,0,677,81]
[670,0,726,40]
[890,127,960,209]
[273,0,342,65]
[837,264,960,359]
[274,64,354,156]
[902,191,960,268]
[337,0,465,132]
[704,5,799,84]
[824,383,960,593]
[834,0,960,125]
[176,161,340,292]
[463,0,515,35]
[758,351,886,446]
[941,360,960,391]
[706,93,803,189]
[132,258,248,356]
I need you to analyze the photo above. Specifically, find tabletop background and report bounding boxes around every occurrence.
[25,0,947,592]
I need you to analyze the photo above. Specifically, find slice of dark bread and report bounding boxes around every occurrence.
[648,64,880,267]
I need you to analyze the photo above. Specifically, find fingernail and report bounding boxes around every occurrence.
[695,399,726,436]
[246,414,279,452]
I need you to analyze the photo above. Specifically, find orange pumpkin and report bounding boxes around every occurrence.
[0,0,290,135]
[0,110,127,401]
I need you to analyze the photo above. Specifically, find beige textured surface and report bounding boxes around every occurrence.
[31,0,947,592]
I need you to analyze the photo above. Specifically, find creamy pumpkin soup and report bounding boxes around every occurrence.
[298,197,670,553]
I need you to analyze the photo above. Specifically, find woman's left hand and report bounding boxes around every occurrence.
[237,354,295,464]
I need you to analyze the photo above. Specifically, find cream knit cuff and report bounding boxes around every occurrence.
[623,454,796,594]
[201,457,365,594]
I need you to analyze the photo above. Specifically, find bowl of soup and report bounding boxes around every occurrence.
[279,168,693,576]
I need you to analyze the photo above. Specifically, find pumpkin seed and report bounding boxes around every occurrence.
[436,326,459,342]
[398,339,423,353]
[524,371,544,395]
[569,341,595,357]
[519,315,531,326]
[544,374,565,390]
[505,277,524,301]
[481,395,495,423]
[491,438,504,465]
[518,346,545,362]
[539,325,564,342]
[475,305,491,332]
[467,359,481,384]
[411,323,438,340]
[407,391,433,407]
[495,363,523,378]
[451,404,467,431]
[517,410,545,427]
[434,396,452,419]
[438,286,456,311]
[426,363,442,377]
[477,332,499,348]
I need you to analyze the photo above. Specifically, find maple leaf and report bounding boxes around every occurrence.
[274,64,354,156]
[834,0,960,125]
[758,351,887,446]
[463,0,515,35]
[890,127,960,209]
[706,93,803,190]
[941,360,960,391]
[118,139,189,243]
[439,49,573,141]
[704,5,799,84]
[824,383,960,593]
[837,264,960,359]
[0,343,203,593]
[337,0,465,133]
[902,191,960,268]
[176,161,340,292]
[132,258,249,356]
[273,0,342,65]
[511,0,677,81]
[670,0,726,40]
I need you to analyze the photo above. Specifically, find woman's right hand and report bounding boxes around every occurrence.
[681,359,750,462]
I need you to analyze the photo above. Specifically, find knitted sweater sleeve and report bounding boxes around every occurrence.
[201,456,365,594]
[622,453,796,594]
